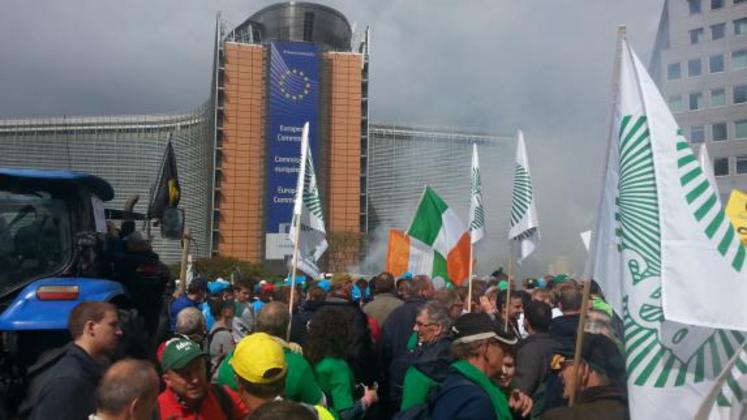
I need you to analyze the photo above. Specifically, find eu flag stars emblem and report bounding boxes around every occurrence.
[278,68,311,101]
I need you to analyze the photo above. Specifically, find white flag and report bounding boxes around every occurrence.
[469,143,486,244]
[289,122,328,278]
[586,31,747,420]
[699,143,721,202]
[508,130,540,263]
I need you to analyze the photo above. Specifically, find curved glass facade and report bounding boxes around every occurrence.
[0,104,214,263]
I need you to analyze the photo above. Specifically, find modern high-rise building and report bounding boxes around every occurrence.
[651,0,747,200]
[210,3,370,271]
[0,2,514,273]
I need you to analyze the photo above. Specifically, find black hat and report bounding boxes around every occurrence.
[187,277,209,294]
[451,313,517,346]
[581,333,625,379]
[551,333,625,380]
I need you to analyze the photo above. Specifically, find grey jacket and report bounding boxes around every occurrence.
[514,332,555,397]
[363,293,403,327]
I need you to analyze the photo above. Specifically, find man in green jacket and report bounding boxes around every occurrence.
[400,300,453,410]
[216,301,325,406]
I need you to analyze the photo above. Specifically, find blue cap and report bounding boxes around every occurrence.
[317,280,331,292]
[208,279,231,294]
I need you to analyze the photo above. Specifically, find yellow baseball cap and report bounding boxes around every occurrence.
[231,332,287,384]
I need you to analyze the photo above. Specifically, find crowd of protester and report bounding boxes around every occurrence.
[22,270,630,419]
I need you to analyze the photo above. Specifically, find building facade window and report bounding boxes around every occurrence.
[737,120,747,139]
[735,85,747,104]
[670,95,684,113]
[668,63,682,80]
[688,58,702,77]
[711,88,726,107]
[712,122,727,141]
[690,28,705,44]
[733,49,747,69]
[711,0,724,8]
[689,0,702,14]
[736,18,747,36]
[711,23,726,40]
[691,126,705,143]
[714,157,729,176]
[690,92,704,110]
[738,156,747,174]
[710,54,725,73]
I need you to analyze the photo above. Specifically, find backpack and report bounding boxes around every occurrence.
[208,326,230,377]
[392,371,481,420]
[391,380,441,420]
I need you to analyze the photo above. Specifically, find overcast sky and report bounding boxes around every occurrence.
[0,0,665,275]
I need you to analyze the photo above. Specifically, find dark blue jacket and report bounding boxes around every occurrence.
[381,297,427,402]
[30,345,105,420]
[548,314,579,350]
[431,371,497,420]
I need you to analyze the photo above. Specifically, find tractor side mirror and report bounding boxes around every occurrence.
[160,208,184,240]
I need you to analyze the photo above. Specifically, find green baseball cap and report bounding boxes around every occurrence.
[161,338,203,371]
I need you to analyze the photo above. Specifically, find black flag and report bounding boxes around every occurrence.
[148,140,181,219]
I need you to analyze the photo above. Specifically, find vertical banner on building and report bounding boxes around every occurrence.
[265,41,320,260]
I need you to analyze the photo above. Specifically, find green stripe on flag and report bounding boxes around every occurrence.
[432,251,448,282]
[408,187,448,246]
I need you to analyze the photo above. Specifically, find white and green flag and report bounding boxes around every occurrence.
[698,143,721,202]
[508,130,540,263]
[586,32,747,419]
[469,143,486,244]
[289,122,328,278]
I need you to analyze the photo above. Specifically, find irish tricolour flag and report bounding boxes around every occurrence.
[386,187,471,286]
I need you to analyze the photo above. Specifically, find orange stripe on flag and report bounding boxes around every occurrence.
[447,233,471,286]
[386,229,410,277]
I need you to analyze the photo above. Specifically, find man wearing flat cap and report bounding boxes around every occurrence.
[430,313,522,420]
[542,333,628,419]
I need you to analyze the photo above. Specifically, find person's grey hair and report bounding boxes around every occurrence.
[175,307,205,336]
[257,301,290,339]
[96,359,157,414]
[421,301,452,332]
[451,340,486,360]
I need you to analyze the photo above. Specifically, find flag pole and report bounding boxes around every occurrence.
[570,278,592,406]
[177,228,192,298]
[287,122,310,342]
[505,255,512,332]
[467,243,474,312]
[286,216,302,342]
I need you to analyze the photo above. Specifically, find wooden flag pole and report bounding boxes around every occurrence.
[569,278,592,406]
[467,243,474,312]
[177,228,192,298]
[505,256,512,332]
[286,216,302,342]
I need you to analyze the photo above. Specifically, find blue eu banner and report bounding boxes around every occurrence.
[265,42,320,260]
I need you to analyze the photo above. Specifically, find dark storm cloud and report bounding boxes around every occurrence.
[0,0,664,275]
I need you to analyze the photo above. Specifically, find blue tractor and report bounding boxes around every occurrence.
[0,168,176,413]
